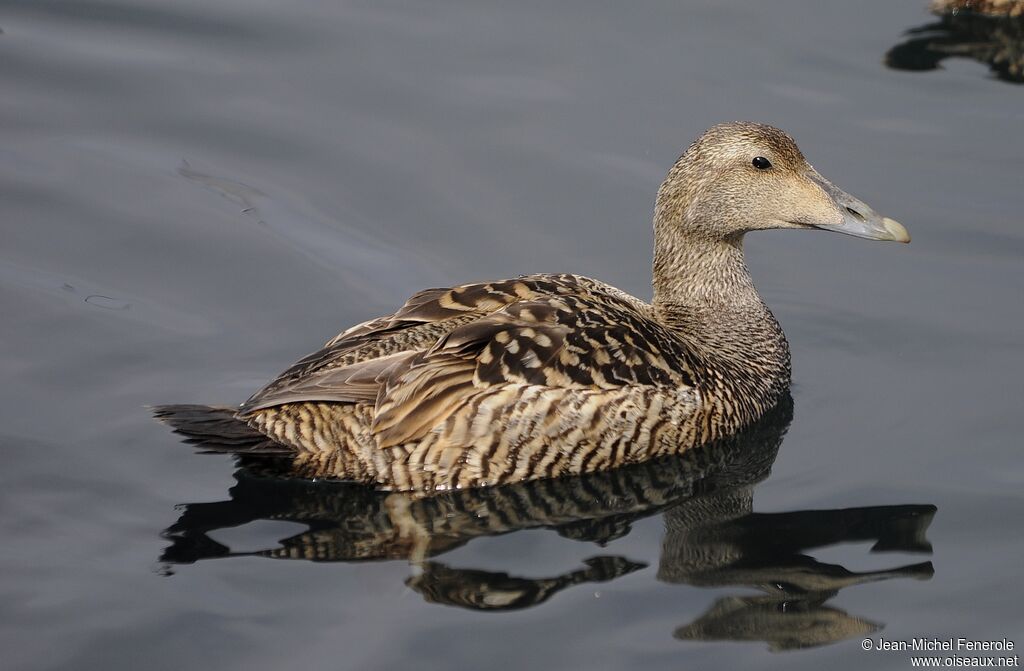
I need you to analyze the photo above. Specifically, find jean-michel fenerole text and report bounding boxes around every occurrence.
[870,638,1015,652]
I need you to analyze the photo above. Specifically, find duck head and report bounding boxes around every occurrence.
[656,122,909,243]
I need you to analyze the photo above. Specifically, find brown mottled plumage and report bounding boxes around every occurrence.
[932,0,1023,17]
[161,122,909,492]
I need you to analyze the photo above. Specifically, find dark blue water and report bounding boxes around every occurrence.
[2,1,1021,669]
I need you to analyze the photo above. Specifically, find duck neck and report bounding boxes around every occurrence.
[652,228,791,432]
[652,231,759,310]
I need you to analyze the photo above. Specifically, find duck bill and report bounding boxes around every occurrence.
[806,169,910,243]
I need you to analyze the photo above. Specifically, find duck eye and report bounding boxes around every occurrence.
[752,156,772,170]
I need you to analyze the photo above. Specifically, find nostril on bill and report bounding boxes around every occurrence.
[845,206,866,222]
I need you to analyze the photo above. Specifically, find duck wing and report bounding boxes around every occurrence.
[238,275,567,412]
[238,274,697,448]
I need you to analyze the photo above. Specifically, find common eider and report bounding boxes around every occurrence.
[158,122,909,492]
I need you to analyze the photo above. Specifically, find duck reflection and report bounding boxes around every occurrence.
[886,1,1024,84]
[661,492,934,650]
[158,395,935,649]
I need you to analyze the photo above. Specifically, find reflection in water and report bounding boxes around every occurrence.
[886,3,1024,83]
[662,496,934,650]
[158,395,935,650]
[410,557,646,611]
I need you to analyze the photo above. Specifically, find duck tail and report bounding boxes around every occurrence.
[152,404,293,455]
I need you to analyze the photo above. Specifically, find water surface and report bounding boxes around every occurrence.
[1,1,1022,669]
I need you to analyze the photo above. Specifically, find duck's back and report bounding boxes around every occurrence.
[237,273,703,491]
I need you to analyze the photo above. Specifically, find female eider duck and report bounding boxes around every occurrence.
[168,123,909,492]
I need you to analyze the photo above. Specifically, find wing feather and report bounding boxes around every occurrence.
[370,353,478,447]
[241,275,583,413]
[239,275,697,453]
